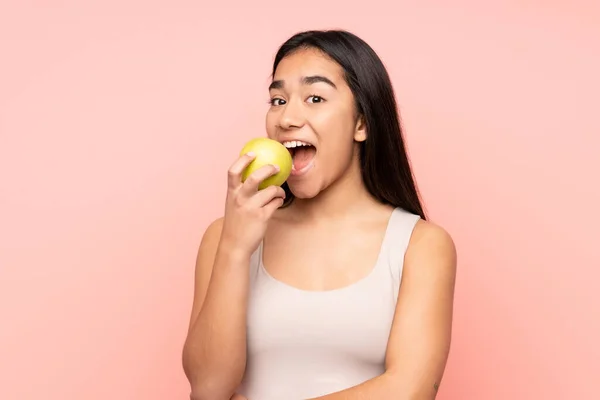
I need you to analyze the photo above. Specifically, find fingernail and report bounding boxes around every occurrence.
[273,164,280,171]
[246,152,256,157]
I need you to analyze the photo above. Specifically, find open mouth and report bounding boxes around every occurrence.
[282,140,316,174]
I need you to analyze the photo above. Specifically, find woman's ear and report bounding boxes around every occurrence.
[354,116,367,142]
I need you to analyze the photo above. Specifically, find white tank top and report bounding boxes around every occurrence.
[237,207,420,400]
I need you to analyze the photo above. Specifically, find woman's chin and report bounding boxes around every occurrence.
[287,182,321,200]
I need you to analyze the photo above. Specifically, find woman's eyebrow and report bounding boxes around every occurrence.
[269,75,337,90]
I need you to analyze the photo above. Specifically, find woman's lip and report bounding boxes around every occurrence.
[289,158,315,176]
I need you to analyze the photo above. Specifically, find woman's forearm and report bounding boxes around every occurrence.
[183,243,251,400]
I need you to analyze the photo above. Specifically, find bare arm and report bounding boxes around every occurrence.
[309,220,457,400]
[182,153,285,400]
[182,218,252,400]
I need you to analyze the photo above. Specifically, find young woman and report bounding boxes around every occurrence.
[182,30,457,400]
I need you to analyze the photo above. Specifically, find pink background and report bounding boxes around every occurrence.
[1,1,598,399]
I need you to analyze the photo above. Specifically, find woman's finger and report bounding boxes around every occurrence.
[248,184,286,208]
[239,164,280,196]
[227,152,257,189]
[262,194,286,217]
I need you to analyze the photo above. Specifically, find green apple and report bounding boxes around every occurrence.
[240,137,293,190]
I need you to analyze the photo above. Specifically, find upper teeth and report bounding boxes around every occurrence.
[282,140,312,148]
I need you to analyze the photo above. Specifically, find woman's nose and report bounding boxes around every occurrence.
[278,100,305,130]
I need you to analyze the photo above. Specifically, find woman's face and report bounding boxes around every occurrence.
[265,47,366,200]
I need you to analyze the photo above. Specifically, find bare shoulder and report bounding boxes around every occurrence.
[405,219,457,277]
[195,216,225,280]
[186,217,225,332]
[199,217,225,250]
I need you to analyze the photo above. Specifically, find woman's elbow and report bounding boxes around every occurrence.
[182,346,243,399]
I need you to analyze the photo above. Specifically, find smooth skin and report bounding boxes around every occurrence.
[182,48,457,400]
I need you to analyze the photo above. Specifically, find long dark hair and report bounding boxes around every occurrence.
[273,30,427,220]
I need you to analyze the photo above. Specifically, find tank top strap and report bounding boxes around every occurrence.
[382,207,421,296]
[248,242,263,285]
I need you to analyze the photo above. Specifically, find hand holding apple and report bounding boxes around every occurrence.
[218,138,289,258]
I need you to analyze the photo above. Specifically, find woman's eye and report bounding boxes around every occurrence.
[270,98,286,106]
[307,95,323,103]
